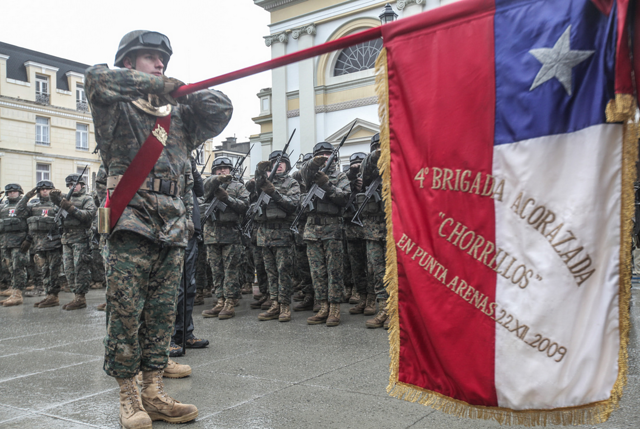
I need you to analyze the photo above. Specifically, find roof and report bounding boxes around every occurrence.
[0,41,91,91]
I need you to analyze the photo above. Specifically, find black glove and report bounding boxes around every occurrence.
[261,180,275,196]
[309,156,327,172]
[215,187,229,201]
[354,177,363,192]
[256,161,271,172]
[314,171,330,187]
[60,199,75,213]
[25,187,37,199]
[246,179,256,193]
[50,189,63,205]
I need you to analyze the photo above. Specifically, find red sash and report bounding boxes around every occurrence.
[105,115,171,229]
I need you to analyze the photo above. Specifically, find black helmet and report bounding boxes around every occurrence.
[4,183,23,194]
[211,157,233,173]
[36,180,54,190]
[350,152,366,166]
[268,150,291,171]
[65,174,85,186]
[114,30,173,70]
[313,142,334,157]
[303,153,313,163]
[370,133,380,151]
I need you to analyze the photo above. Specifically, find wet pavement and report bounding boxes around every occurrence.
[0,286,638,429]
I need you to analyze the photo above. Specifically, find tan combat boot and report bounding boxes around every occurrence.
[201,297,224,318]
[0,288,13,297]
[363,294,376,316]
[97,302,107,311]
[326,303,341,327]
[217,299,235,320]
[250,294,268,309]
[307,300,329,325]
[194,291,204,306]
[293,293,313,311]
[241,283,252,294]
[116,377,152,429]
[164,359,192,379]
[349,290,360,305]
[63,293,87,311]
[260,297,273,310]
[366,304,388,329]
[2,289,23,307]
[279,303,291,322]
[258,300,279,321]
[140,370,198,423]
[37,294,60,308]
[349,293,367,314]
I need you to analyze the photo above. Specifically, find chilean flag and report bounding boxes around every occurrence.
[382,0,632,419]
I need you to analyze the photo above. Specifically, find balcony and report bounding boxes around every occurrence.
[36,92,50,105]
[76,101,89,112]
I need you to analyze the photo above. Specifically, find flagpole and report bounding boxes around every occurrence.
[170,26,383,99]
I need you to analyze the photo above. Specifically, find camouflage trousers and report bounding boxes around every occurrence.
[207,243,242,300]
[103,231,184,379]
[91,244,105,284]
[366,239,388,299]
[294,242,312,295]
[252,244,268,295]
[262,245,295,304]
[243,244,255,286]
[347,239,371,295]
[2,247,29,291]
[342,239,354,292]
[63,242,92,295]
[305,239,344,304]
[195,241,213,293]
[34,249,62,295]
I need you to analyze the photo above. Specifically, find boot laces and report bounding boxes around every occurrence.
[123,379,143,413]
[153,371,174,404]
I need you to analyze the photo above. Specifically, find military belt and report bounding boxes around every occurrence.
[107,175,179,197]
[363,215,385,222]
[307,216,342,226]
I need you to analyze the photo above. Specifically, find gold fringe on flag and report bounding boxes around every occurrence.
[375,43,635,425]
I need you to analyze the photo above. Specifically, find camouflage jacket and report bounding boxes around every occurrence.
[0,197,28,248]
[16,195,61,252]
[359,150,385,241]
[85,65,232,247]
[290,169,307,244]
[59,187,97,245]
[202,178,249,245]
[300,160,350,241]
[343,169,364,240]
[256,172,300,247]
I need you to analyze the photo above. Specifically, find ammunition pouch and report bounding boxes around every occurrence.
[27,216,56,232]
[307,216,342,226]
[314,200,340,215]
[216,208,239,223]
[62,216,83,228]
[265,201,287,220]
[107,174,184,197]
[1,217,28,233]
[356,193,382,215]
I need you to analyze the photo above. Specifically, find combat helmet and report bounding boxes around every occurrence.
[65,174,85,187]
[211,157,233,173]
[303,153,313,163]
[313,142,334,157]
[114,30,173,70]
[36,180,54,190]
[4,183,23,194]
[370,133,380,152]
[350,152,366,166]
[268,150,291,172]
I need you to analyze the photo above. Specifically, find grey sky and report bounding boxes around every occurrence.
[0,0,272,144]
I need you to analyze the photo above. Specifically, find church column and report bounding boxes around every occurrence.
[265,31,289,153]
[293,24,317,156]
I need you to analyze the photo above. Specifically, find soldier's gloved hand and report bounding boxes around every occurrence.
[314,171,330,188]
[19,236,32,254]
[309,156,327,172]
[157,76,185,106]
[355,177,363,192]
[186,219,194,240]
[261,180,275,196]
[215,187,229,201]
[25,187,37,199]
[246,179,256,193]
[256,161,271,173]
[372,149,381,164]
[50,189,62,205]
[216,174,233,184]
[60,199,75,213]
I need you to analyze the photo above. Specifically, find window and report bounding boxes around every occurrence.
[36,163,50,182]
[196,149,205,165]
[76,84,88,112]
[36,117,50,145]
[333,38,383,76]
[35,74,49,104]
[76,123,89,150]
[77,166,89,187]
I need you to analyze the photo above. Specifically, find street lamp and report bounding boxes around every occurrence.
[379,3,398,24]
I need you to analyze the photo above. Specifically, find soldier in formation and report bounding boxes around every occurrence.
[0,184,30,306]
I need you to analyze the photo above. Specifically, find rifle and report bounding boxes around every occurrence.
[351,175,382,227]
[241,129,296,238]
[200,147,252,228]
[200,153,212,175]
[48,164,88,240]
[290,122,355,234]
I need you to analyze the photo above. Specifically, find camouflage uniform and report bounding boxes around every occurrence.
[343,171,370,298]
[59,186,97,295]
[90,167,107,285]
[85,64,232,378]
[202,177,249,303]
[16,195,62,296]
[300,160,350,304]
[195,197,213,297]
[290,170,312,297]
[0,197,30,291]
[255,173,300,305]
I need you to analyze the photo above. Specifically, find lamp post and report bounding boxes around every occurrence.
[379,3,398,24]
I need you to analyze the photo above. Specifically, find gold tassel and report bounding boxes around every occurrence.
[375,46,636,425]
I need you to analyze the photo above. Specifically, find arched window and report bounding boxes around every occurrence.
[333,38,383,76]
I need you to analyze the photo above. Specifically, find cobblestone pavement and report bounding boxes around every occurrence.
[0,285,638,428]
